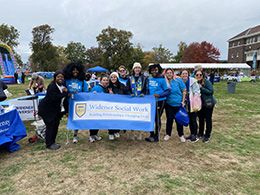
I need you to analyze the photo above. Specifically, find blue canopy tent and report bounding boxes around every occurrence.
[87,66,108,73]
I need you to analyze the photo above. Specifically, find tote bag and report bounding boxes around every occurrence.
[175,107,190,127]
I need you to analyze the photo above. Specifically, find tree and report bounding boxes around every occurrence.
[65,42,87,63]
[143,51,156,68]
[30,24,60,71]
[96,26,134,70]
[0,23,20,48]
[85,47,103,66]
[152,44,174,63]
[56,46,70,69]
[174,41,187,63]
[182,41,220,63]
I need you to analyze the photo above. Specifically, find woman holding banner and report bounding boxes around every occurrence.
[89,74,109,142]
[164,68,186,143]
[145,64,170,142]
[38,70,68,150]
[126,62,148,140]
[107,72,128,140]
[63,62,89,144]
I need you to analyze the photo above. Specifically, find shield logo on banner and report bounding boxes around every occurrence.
[75,103,86,118]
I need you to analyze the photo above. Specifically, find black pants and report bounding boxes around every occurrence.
[44,117,60,147]
[90,130,99,136]
[197,106,214,138]
[165,104,184,137]
[150,100,165,138]
[187,103,198,136]
[108,130,119,135]
[188,112,198,136]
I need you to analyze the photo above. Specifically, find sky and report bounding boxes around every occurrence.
[1,0,260,62]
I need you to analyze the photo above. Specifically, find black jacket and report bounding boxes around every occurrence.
[126,74,148,95]
[38,81,68,123]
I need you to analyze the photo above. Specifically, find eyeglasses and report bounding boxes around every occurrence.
[119,69,126,72]
[196,74,202,77]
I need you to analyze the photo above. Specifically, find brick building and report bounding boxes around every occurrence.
[228,25,260,69]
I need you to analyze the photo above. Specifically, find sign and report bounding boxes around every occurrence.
[0,109,27,152]
[67,93,156,131]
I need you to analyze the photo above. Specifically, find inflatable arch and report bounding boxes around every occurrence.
[0,42,17,84]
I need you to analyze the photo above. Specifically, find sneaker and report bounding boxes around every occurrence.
[186,135,199,143]
[164,135,171,141]
[202,137,210,143]
[114,133,120,138]
[73,136,79,144]
[89,136,96,143]
[197,134,204,140]
[93,135,102,141]
[108,134,115,140]
[179,135,186,143]
[145,136,159,142]
[47,143,61,150]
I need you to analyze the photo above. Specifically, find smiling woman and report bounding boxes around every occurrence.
[38,70,69,150]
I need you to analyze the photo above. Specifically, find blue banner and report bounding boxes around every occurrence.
[67,93,156,131]
[0,109,27,152]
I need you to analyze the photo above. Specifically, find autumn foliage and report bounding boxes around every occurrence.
[181,41,220,63]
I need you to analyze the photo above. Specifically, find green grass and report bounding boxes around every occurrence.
[0,80,260,194]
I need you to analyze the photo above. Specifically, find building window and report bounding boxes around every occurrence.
[258,35,260,42]
[236,53,239,58]
[231,54,234,59]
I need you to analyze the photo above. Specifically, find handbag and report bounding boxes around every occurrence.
[175,106,190,127]
[190,93,202,112]
[203,95,217,108]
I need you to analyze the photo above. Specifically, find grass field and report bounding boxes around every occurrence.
[0,80,260,194]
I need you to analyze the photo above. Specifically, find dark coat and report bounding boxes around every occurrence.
[38,81,68,123]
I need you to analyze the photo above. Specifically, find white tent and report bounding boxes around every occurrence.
[160,63,251,69]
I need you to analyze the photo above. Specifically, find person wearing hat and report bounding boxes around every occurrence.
[145,64,170,142]
[38,70,68,150]
[107,72,128,140]
[28,72,46,94]
[126,62,148,96]
[126,62,148,140]
[117,65,129,86]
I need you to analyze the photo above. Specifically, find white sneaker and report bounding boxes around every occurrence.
[89,136,95,143]
[109,134,115,140]
[179,135,186,143]
[73,136,79,144]
[93,135,102,141]
[164,135,171,141]
[114,133,120,138]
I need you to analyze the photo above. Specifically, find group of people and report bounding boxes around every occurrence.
[38,62,216,150]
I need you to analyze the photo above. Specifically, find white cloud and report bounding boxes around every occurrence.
[0,0,259,62]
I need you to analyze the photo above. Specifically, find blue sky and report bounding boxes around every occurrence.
[1,0,260,62]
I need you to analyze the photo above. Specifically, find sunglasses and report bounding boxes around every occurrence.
[196,74,202,77]
[119,69,126,72]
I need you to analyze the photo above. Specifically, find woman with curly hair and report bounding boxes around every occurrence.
[63,62,89,143]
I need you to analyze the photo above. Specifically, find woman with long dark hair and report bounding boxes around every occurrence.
[63,62,89,143]
[195,69,216,143]
[107,72,128,140]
